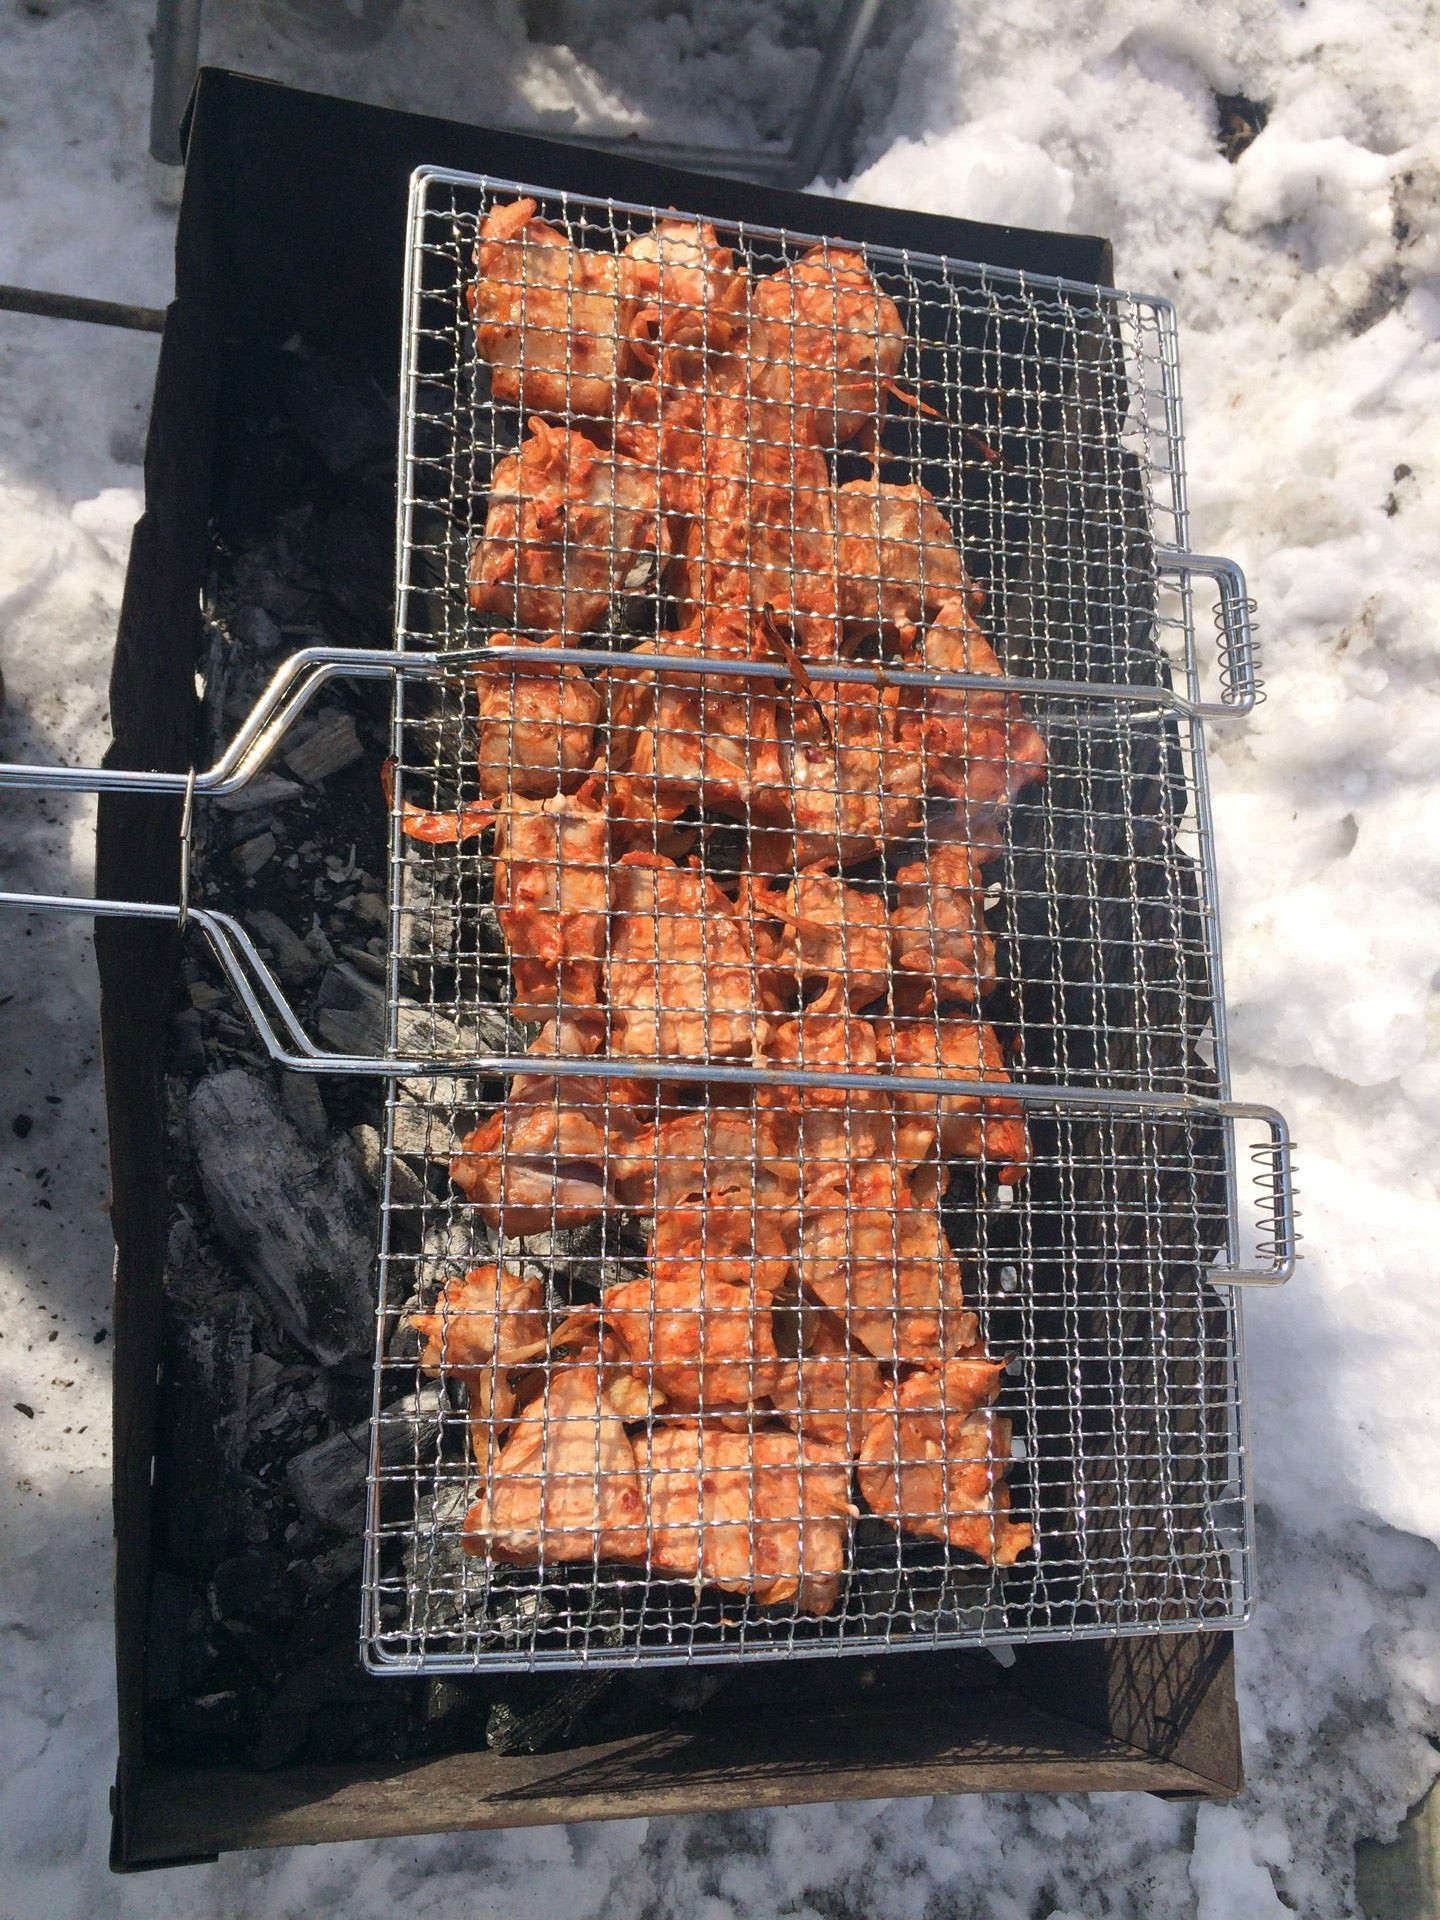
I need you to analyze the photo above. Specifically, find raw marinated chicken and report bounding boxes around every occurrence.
[760,1014,888,1198]
[835,477,978,650]
[858,1362,1033,1565]
[461,1347,647,1564]
[603,1271,783,1415]
[798,1160,977,1365]
[769,1307,879,1459]
[619,217,745,365]
[888,597,1047,843]
[603,613,789,829]
[409,1262,549,1430]
[747,246,906,448]
[449,1016,615,1234]
[468,416,661,635]
[874,1015,1029,1184]
[755,871,891,1016]
[673,386,842,661]
[474,635,601,799]
[890,842,997,1007]
[607,851,779,1062]
[469,198,626,424]
[493,779,609,1021]
[637,1423,857,1614]
[779,680,922,868]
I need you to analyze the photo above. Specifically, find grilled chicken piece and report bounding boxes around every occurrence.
[474,635,602,799]
[637,1423,857,1615]
[673,385,842,662]
[756,871,891,1017]
[760,1014,887,1199]
[769,1307,880,1460]
[603,1272,783,1415]
[747,246,906,448]
[449,1016,615,1235]
[798,1159,977,1365]
[469,198,626,424]
[607,852,779,1063]
[491,779,608,1022]
[409,1262,549,1433]
[603,614,789,829]
[835,477,978,650]
[462,1348,647,1565]
[619,217,746,365]
[468,417,661,635]
[887,598,1047,849]
[858,1361,1032,1565]
[874,1015,1029,1185]
[777,680,923,868]
[890,842,997,1008]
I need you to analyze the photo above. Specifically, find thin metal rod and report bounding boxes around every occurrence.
[787,0,886,187]
[0,284,166,334]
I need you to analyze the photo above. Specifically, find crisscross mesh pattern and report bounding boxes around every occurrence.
[362,170,1248,1673]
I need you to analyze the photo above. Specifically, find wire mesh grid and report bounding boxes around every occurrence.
[363,169,1253,1672]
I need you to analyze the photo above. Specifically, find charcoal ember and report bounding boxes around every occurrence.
[248,1643,408,1772]
[189,1067,375,1367]
[625,1666,730,1714]
[246,908,322,986]
[283,356,393,475]
[283,708,364,786]
[485,1671,614,1756]
[293,1538,364,1603]
[153,1231,256,1574]
[232,830,277,878]
[278,1071,329,1146]
[215,772,303,814]
[244,1352,326,1452]
[350,1122,428,1209]
[234,605,285,656]
[393,1079,473,1159]
[316,960,516,1060]
[287,1384,445,1535]
[209,1551,300,1626]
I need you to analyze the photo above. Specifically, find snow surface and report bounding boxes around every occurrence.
[2,1,1438,1914]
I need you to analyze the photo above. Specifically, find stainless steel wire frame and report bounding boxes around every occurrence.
[353,170,1289,1674]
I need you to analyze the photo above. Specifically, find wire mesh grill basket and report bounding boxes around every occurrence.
[357,170,1289,1673]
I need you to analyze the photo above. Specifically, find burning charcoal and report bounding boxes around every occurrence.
[189,1068,375,1367]
[293,1539,363,1603]
[208,1551,300,1626]
[316,961,514,1061]
[283,356,393,474]
[232,831,277,878]
[235,606,285,656]
[283,709,364,786]
[486,1672,614,1756]
[278,1071,329,1146]
[246,909,322,987]
[354,891,387,930]
[287,1385,445,1535]
[215,773,303,814]
[349,1122,427,1209]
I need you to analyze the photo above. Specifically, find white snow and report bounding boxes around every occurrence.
[1,2,1437,1914]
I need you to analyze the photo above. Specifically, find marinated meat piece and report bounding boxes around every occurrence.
[875,1016,1029,1184]
[769,1308,880,1459]
[410,1261,549,1422]
[748,246,906,448]
[468,417,661,635]
[835,477,977,650]
[619,217,745,364]
[469,198,626,424]
[462,1351,647,1565]
[673,385,842,662]
[474,635,601,799]
[449,1017,615,1234]
[890,842,997,1008]
[607,852,778,1063]
[760,1015,887,1199]
[798,1160,977,1364]
[603,617,788,829]
[637,1423,856,1615]
[888,598,1047,848]
[858,1364,1032,1565]
[493,780,608,1021]
[757,871,891,1016]
[778,680,921,868]
[603,1272,783,1415]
